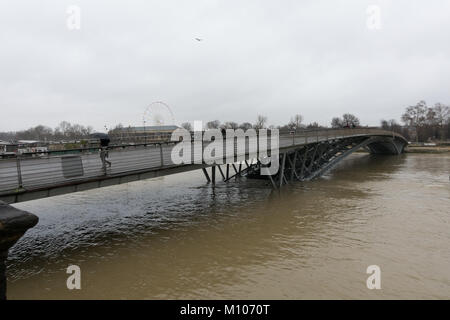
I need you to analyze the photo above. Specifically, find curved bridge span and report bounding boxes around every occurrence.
[254,129,407,188]
[0,128,407,204]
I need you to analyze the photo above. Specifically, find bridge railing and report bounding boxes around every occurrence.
[0,127,402,194]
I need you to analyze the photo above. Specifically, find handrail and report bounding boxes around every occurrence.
[0,127,406,195]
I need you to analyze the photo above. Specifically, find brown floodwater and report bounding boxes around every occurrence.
[7,153,450,299]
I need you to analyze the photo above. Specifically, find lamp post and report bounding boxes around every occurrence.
[143,118,147,145]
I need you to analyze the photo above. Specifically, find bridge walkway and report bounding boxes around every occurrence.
[0,128,406,203]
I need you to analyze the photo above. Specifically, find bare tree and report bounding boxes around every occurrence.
[306,122,320,129]
[288,114,303,130]
[380,119,408,138]
[331,114,360,128]
[206,120,220,129]
[222,121,239,129]
[432,103,450,140]
[239,122,253,130]
[401,101,427,127]
[342,114,360,127]
[181,122,192,131]
[432,103,450,127]
[401,101,428,142]
[331,117,343,128]
[254,115,267,129]
[57,121,72,138]
[10,121,94,142]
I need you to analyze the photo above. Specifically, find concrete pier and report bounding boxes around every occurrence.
[0,201,38,300]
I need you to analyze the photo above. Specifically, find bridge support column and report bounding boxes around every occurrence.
[279,152,287,187]
[211,166,216,185]
[0,201,38,300]
[217,165,225,180]
[201,168,211,183]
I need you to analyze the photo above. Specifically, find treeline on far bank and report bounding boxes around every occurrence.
[380,101,450,143]
[1,100,449,144]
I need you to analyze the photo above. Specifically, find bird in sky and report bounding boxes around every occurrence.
[195,38,203,41]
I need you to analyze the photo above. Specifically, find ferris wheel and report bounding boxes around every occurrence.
[142,101,175,127]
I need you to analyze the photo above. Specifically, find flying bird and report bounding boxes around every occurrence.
[195,38,203,41]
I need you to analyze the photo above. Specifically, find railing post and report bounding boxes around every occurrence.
[211,166,216,185]
[159,143,164,167]
[234,135,237,163]
[16,156,23,189]
[256,131,259,158]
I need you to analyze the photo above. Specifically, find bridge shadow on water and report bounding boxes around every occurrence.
[7,153,407,299]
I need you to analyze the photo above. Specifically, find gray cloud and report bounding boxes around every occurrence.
[1,0,449,131]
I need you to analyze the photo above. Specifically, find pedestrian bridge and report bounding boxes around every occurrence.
[0,128,408,204]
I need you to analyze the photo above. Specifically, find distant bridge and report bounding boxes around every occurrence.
[0,128,407,204]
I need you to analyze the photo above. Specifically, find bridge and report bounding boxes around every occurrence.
[0,126,408,299]
[0,127,407,204]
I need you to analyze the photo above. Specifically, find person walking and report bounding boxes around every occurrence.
[100,147,111,172]
[90,132,112,174]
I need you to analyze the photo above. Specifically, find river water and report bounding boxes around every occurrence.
[7,153,450,299]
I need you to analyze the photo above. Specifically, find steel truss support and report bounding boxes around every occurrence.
[203,160,260,184]
[202,168,211,183]
[217,165,225,180]
[211,166,216,184]
[202,135,398,189]
[224,160,259,182]
[262,136,373,188]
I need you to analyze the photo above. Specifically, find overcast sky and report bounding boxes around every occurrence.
[1,0,449,132]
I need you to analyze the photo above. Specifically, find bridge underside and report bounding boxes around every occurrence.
[208,135,406,188]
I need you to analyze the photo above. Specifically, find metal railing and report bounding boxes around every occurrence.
[0,127,402,194]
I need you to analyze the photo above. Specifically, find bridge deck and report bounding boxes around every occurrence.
[0,128,405,203]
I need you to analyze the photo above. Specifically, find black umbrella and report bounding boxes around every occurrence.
[89,133,110,147]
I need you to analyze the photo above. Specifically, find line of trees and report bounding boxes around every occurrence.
[0,121,94,142]
[331,114,360,128]
[180,116,270,131]
[180,119,257,131]
[379,119,411,140]
[187,113,360,132]
[190,102,450,143]
[381,101,450,142]
[4,102,447,143]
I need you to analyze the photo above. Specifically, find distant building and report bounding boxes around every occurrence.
[0,140,7,152]
[17,140,48,154]
[109,125,179,144]
[0,140,18,154]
